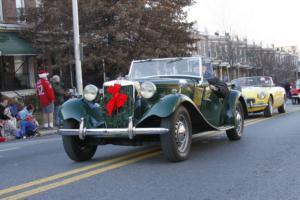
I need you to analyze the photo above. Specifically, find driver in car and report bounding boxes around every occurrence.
[191,64,213,78]
[201,65,213,79]
[194,64,229,98]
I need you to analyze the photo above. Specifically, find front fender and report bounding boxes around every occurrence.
[137,94,195,125]
[60,98,103,128]
[224,90,244,125]
[60,99,88,122]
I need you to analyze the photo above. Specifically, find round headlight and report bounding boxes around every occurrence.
[140,81,156,99]
[257,91,266,99]
[83,84,98,101]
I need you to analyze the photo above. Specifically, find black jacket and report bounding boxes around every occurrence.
[0,105,9,120]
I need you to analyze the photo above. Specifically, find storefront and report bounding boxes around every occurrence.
[0,32,38,91]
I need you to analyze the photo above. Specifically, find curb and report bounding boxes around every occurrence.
[38,129,59,136]
[0,128,58,143]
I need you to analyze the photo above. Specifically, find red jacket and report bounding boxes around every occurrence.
[36,78,56,107]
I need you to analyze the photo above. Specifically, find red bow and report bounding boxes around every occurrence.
[106,84,128,116]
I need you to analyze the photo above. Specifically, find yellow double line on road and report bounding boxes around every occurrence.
[0,148,161,200]
[1,109,298,200]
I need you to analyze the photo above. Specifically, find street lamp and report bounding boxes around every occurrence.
[72,0,83,95]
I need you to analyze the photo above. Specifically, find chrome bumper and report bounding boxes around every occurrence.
[246,100,268,108]
[59,117,169,140]
[247,103,268,108]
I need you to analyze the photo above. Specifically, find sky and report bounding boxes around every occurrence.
[188,0,300,48]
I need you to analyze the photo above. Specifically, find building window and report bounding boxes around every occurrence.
[16,0,26,23]
[0,0,3,21]
[14,56,30,89]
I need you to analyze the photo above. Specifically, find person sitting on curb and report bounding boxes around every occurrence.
[0,119,6,142]
[17,104,39,139]
[0,97,18,138]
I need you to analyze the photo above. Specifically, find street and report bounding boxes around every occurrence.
[1,103,300,200]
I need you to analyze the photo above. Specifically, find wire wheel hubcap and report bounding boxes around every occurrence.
[235,109,243,136]
[175,115,189,153]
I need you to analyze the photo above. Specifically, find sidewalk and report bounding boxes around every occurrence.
[0,127,59,143]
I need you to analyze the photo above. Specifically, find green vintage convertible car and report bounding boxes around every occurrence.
[59,57,246,162]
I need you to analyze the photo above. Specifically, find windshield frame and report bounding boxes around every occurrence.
[128,57,204,80]
[232,76,274,87]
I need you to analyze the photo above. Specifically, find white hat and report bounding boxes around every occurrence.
[52,75,60,82]
[38,70,49,78]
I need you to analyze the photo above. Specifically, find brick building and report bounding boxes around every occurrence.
[194,32,298,83]
[0,0,38,94]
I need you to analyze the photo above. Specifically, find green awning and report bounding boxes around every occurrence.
[0,32,38,56]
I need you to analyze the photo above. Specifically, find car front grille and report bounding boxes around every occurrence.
[246,98,256,105]
[103,84,135,128]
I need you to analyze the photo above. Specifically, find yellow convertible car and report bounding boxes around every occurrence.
[231,76,286,117]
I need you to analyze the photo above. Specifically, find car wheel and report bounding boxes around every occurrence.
[263,97,273,117]
[226,101,244,141]
[292,98,296,105]
[278,97,286,113]
[62,120,97,162]
[160,106,192,162]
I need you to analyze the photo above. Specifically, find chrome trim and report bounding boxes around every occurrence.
[103,80,135,87]
[79,118,86,140]
[59,127,169,139]
[247,103,268,108]
[60,116,168,139]
[128,116,134,140]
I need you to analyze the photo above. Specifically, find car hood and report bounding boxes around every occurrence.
[241,86,266,98]
[134,77,195,103]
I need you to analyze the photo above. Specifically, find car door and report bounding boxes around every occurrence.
[198,80,224,127]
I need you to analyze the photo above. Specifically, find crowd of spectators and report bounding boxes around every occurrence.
[0,95,39,142]
[0,72,66,143]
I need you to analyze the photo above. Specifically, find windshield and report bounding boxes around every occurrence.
[232,76,274,87]
[129,57,214,79]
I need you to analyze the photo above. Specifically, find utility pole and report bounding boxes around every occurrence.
[72,0,83,95]
[102,59,106,83]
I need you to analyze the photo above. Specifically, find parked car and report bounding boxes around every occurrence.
[291,80,300,104]
[231,76,286,117]
[59,57,246,162]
